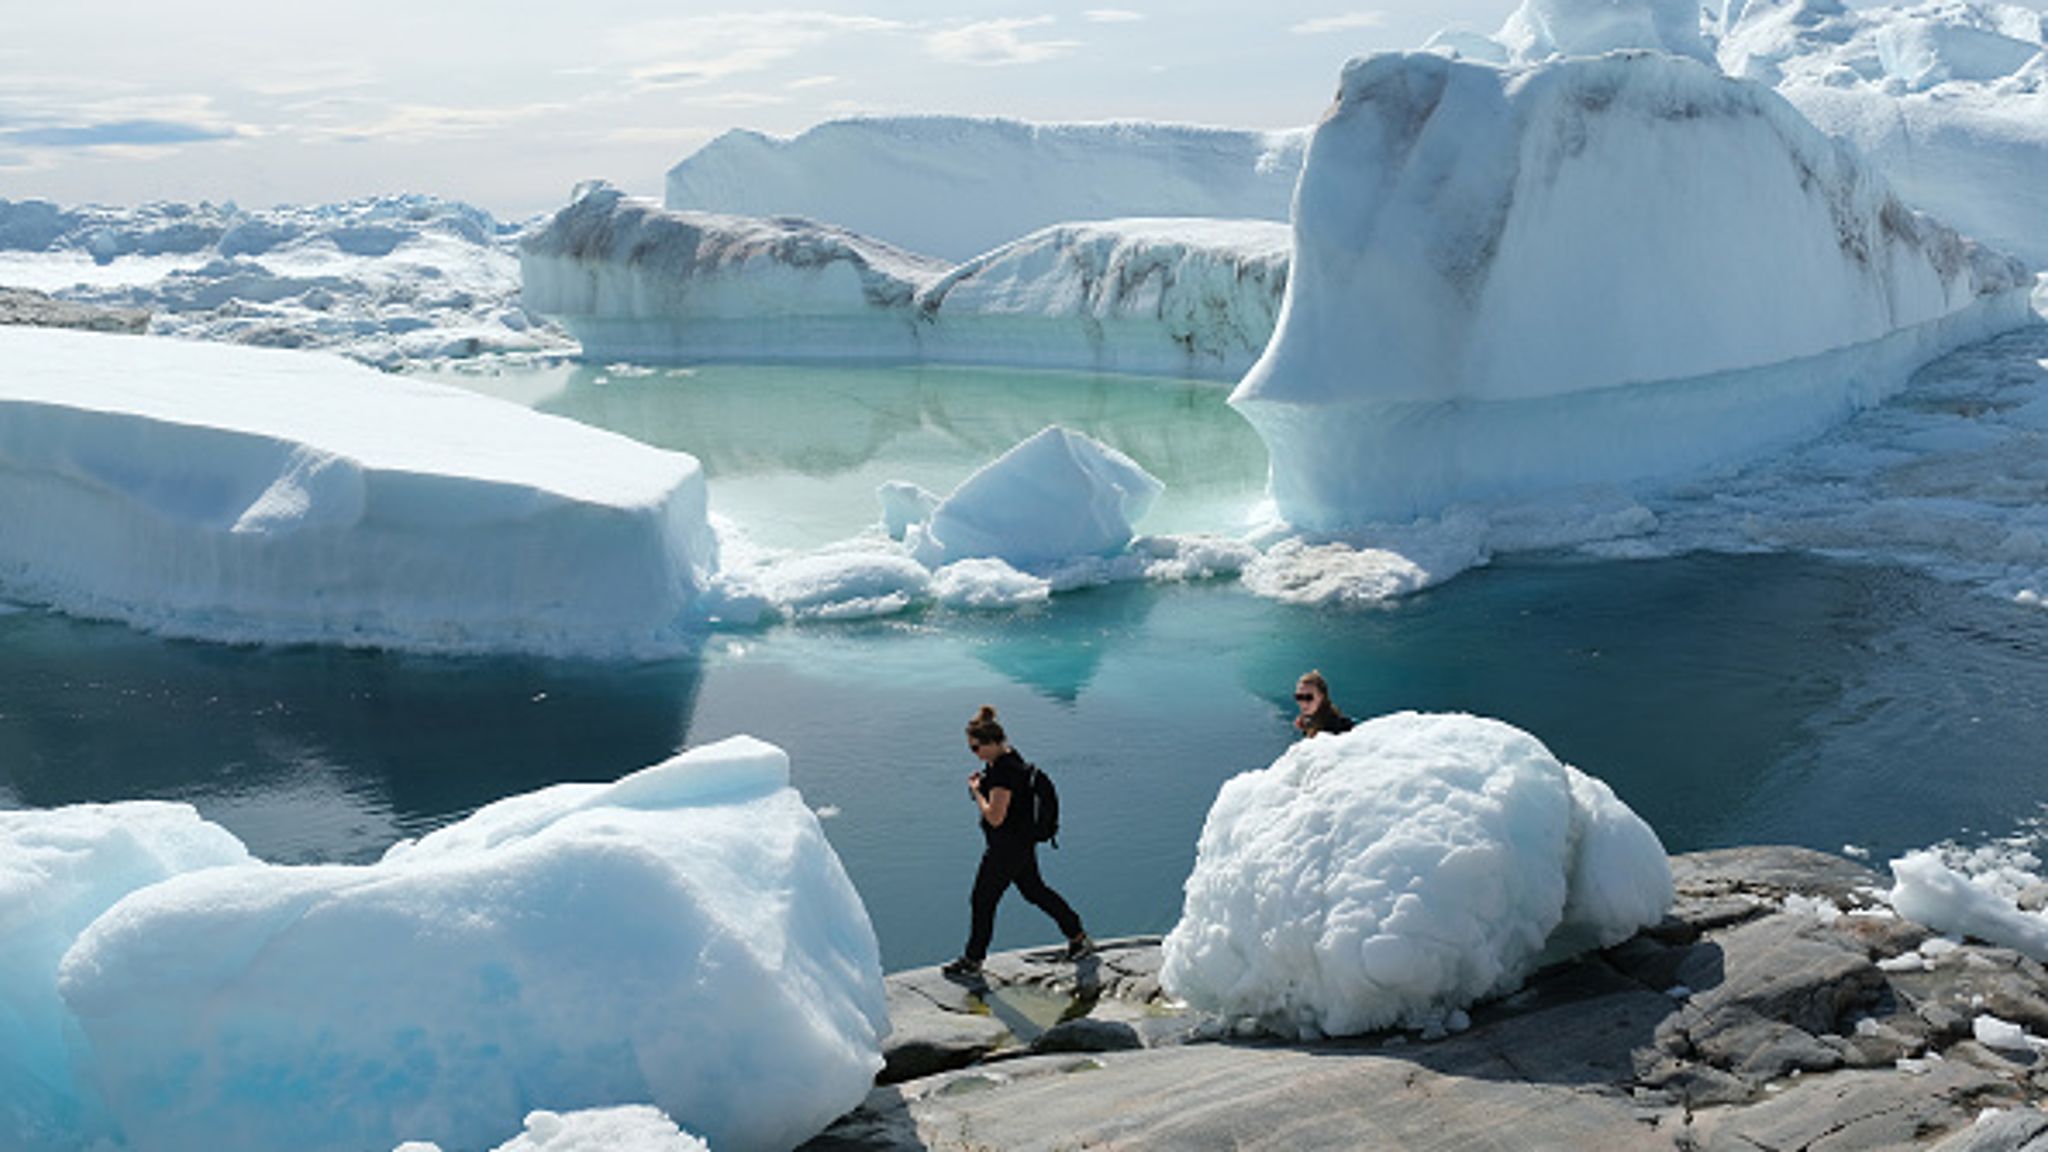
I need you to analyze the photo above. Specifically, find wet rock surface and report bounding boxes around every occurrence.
[807,846,2048,1150]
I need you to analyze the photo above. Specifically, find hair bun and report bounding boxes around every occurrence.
[974,705,999,724]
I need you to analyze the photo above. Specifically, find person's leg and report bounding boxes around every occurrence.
[1010,849,1083,941]
[963,849,1013,962]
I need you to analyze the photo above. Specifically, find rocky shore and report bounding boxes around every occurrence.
[807,847,2048,1150]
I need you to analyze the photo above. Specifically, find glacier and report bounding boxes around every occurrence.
[520,184,1289,380]
[0,195,569,370]
[664,116,1305,262]
[1160,711,1671,1039]
[5,736,882,1152]
[0,327,715,657]
[1230,48,2034,530]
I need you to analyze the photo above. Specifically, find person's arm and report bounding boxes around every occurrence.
[972,779,1012,827]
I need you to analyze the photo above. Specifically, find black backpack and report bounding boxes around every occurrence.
[1025,763,1060,847]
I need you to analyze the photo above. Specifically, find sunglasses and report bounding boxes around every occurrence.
[1294,692,1316,702]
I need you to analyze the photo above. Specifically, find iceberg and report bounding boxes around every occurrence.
[0,195,567,369]
[1159,712,1672,1038]
[907,425,1164,568]
[1718,0,2048,270]
[665,115,1305,262]
[44,736,884,1152]
[520,186,1289,380]
[0,327,715,657]
[1230,49,2034,530]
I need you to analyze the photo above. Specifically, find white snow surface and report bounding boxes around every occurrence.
[1717,0,2048,269]
[664,116,1306,262]
[0,327,715,657]
[1230,48,2033,530]
[397,1106,709,1152]
[1889,848,2048,959]
[43,735,884,1152]
[1495,0,1715,63]
[521,185,1290,380]
[0,804,253,1150]
[1160,712,1672,1038]
[908,425,1164,568]
[0,195,570,369]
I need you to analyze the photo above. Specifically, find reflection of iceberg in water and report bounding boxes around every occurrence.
[0,611,703,863]
[960,581,1161,702]
[534,362,1270,546]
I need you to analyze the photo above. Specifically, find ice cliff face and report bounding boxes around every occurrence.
[1230,49,2033,530]
[664,116,1306,262]
[1717,0,2048,269]
[521,184,1290,380]
[0,195,567,369]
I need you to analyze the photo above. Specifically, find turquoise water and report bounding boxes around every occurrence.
[7,362,2048,970]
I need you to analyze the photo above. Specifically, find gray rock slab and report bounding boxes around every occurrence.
[1929,1106,2048,1151]
[1690,1061,2007,1152]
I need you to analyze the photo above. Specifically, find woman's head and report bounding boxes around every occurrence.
[1295,670,1331,714]
[966,705,1007,760]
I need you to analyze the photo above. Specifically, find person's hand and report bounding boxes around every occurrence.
[1294,714,1312,733]
[967,770,983,794]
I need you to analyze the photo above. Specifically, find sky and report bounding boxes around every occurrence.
[0,1,1518,220]
[4,1,2044,222]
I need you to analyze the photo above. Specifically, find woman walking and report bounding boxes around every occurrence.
[942,705,1092,979]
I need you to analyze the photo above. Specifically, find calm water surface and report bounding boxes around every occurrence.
[6,363,2047,969]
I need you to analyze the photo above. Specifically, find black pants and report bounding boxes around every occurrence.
[964,840,1082,961]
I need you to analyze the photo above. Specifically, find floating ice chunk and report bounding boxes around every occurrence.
[747,549,932,621]
[397,1106,709,1152]
[0,804,253,1149]
[57,736,886,1152]
[912,426,1163,569]
[1230,50,2032,529]
[1160,712,1669,1037]
[0,327,715,657]
[1889,849,2048,960]
[930,558,1053,609]
[879,480,941,541]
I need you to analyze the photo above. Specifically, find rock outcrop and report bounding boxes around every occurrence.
[807,846,2048,1150]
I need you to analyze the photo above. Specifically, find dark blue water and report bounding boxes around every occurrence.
[7,549,2047,970]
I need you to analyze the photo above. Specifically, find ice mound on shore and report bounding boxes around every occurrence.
[664,115,1305,262]
[399,1106,709,1152]
[1161,712,1671,1038]
[31,736,883,1152]
[908,426,1164,569]
[1231,49,2033,530]
[0,326,715,657]
[520,185,1290,380]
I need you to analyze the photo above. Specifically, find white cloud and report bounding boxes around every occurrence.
[786,74,839,90]
[611,12,905,90]
[307,101,566,145]
[1083,8,1145,21]
[924,17,1082,67]
[1289,12,1388,35]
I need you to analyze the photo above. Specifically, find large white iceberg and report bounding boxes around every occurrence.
[664,116,1305,262]
[40,735,884,1152]
[1160,712,1672,1038]
[520,186,1288,380]
[1230,49,2033,529]
[0,326,715,657]
[1718,0,2048,270]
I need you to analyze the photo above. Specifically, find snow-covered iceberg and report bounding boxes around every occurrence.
[520,185,1289,380]
[0,327,715,657]
[1718,0,2048,270]
[1230,49,2034,530]
[1159,712,1672,1038]
[665,116,1305,262]
[39,736,884,1152]
[0,195,567,369]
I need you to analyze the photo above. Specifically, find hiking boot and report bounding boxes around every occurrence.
[1064,933,1095,960]
[940,955,983,979]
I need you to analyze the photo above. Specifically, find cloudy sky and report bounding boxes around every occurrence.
[1,2,1519,219]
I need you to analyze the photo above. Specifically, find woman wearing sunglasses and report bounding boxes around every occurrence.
[1293,670,1355,738]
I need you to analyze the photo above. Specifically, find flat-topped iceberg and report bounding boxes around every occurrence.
[521,186,1289,380]
[1231,49,2033,529]
[37,736,884,1152]
[665,115,1305,262]
[1160,712,1672,1038]
[0,327,715,657]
